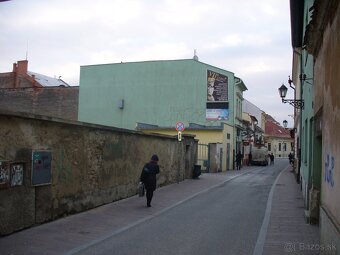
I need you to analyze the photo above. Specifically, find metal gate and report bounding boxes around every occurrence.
[197,144,210,172]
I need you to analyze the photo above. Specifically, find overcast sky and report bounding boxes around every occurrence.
[0,0,295,127]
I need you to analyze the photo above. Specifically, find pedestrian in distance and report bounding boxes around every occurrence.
[288,152,294,166]
[288,152,294,172]
[248,152,252,166]
[140,154,160,207]
[270,153,274,165]
[236,151,243,170]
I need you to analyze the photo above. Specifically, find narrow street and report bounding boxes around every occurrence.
[76,160,286,255]
[0,158,320,255]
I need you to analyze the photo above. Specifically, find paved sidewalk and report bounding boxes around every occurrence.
[263,168,320,254]
[0,166,319,255]
[0,169,249,255]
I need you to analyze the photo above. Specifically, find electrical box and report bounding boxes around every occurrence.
[118,99,124,109]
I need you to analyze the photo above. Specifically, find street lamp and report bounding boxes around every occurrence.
[283,120,288,128]
[278,84,304,109]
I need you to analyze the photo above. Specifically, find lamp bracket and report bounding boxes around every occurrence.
[282,99,304,109]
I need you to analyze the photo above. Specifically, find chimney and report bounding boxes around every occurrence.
[16,60,28,75]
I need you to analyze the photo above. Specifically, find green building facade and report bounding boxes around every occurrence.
[78,59,239,131]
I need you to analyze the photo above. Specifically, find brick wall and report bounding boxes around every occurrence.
[0,87,79,120]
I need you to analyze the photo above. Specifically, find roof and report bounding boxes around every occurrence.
[136,122,224,131]
[235,76,248,91]
[81,58,236,76]
[290,0,304,48]
[265,114,290,137]
[28,71,70,87]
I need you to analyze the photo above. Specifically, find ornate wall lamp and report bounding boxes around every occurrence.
[278,83,304,109]
[283,120,288,128]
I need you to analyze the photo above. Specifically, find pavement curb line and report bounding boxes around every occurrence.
[252,165,290,255]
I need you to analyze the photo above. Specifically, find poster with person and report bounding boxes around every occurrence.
[207,70,228,102]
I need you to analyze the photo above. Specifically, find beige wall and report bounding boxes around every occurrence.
[313,4,340,249]
[0,111,197,235]
[265,137,294,158]
[141,123,235,171]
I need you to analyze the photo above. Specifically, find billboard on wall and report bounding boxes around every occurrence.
[206,101,229,120]
[207,70,228,102]
[206,70,229,121]
[206,109,229,120]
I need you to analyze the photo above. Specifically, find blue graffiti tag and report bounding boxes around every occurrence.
[324,154,335,187]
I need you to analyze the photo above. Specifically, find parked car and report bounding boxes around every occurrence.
[250,146,269,166]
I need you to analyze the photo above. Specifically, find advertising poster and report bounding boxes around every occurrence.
[206,109,229,120]
[10,163,24,187]
[207,70,228,102]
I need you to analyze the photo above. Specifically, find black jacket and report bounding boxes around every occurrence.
[140,161,160,191]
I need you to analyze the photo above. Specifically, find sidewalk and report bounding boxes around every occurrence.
[0,166,319,255]
[263,167,320,254]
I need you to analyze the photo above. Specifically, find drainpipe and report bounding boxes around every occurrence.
[293,48,302,184]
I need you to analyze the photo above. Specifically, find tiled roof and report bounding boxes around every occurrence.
[28,71,70,87]
[265,114,290,137]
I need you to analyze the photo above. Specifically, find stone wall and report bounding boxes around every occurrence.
[0,111,197,235]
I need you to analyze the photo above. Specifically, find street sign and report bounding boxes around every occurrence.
[178,131,182,141]
[175,121,185,132]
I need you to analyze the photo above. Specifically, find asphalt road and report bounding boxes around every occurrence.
[77,160,288,255]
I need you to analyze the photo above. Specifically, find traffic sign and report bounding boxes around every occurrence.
[175,121,185,132]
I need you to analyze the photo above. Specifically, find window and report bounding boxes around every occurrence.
[283,143,287,151]
[268,143,271,151]
[278,143,281,151]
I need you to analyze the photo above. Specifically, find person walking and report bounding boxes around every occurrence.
[140,154,160,207]
[270,153,275,165]
[236,151,243,170]
[288,152,294,166]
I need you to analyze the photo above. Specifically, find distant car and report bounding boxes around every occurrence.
[250,146,269,166]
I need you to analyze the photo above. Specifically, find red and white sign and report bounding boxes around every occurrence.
[175,121,185,132]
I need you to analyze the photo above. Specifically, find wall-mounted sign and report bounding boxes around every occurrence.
[206,109,229,120]
[206,102,229,121]
[175,121,185,132]
[32,151,52,186]
[207,70,228,102]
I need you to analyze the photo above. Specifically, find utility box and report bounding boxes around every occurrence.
[193,164,201,179]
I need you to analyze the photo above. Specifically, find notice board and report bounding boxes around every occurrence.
[32,151,52,186]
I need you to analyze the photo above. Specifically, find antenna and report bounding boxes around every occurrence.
[193,49,199,61]
[25,40,28,60]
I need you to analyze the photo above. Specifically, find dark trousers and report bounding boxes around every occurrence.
[146,189,154,206]
[236,161,241,170]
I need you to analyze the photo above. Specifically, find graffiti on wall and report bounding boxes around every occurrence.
[0,161,10,189]
[0,161,24,188]
[324,154,335,187]
[10,163,24,187]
